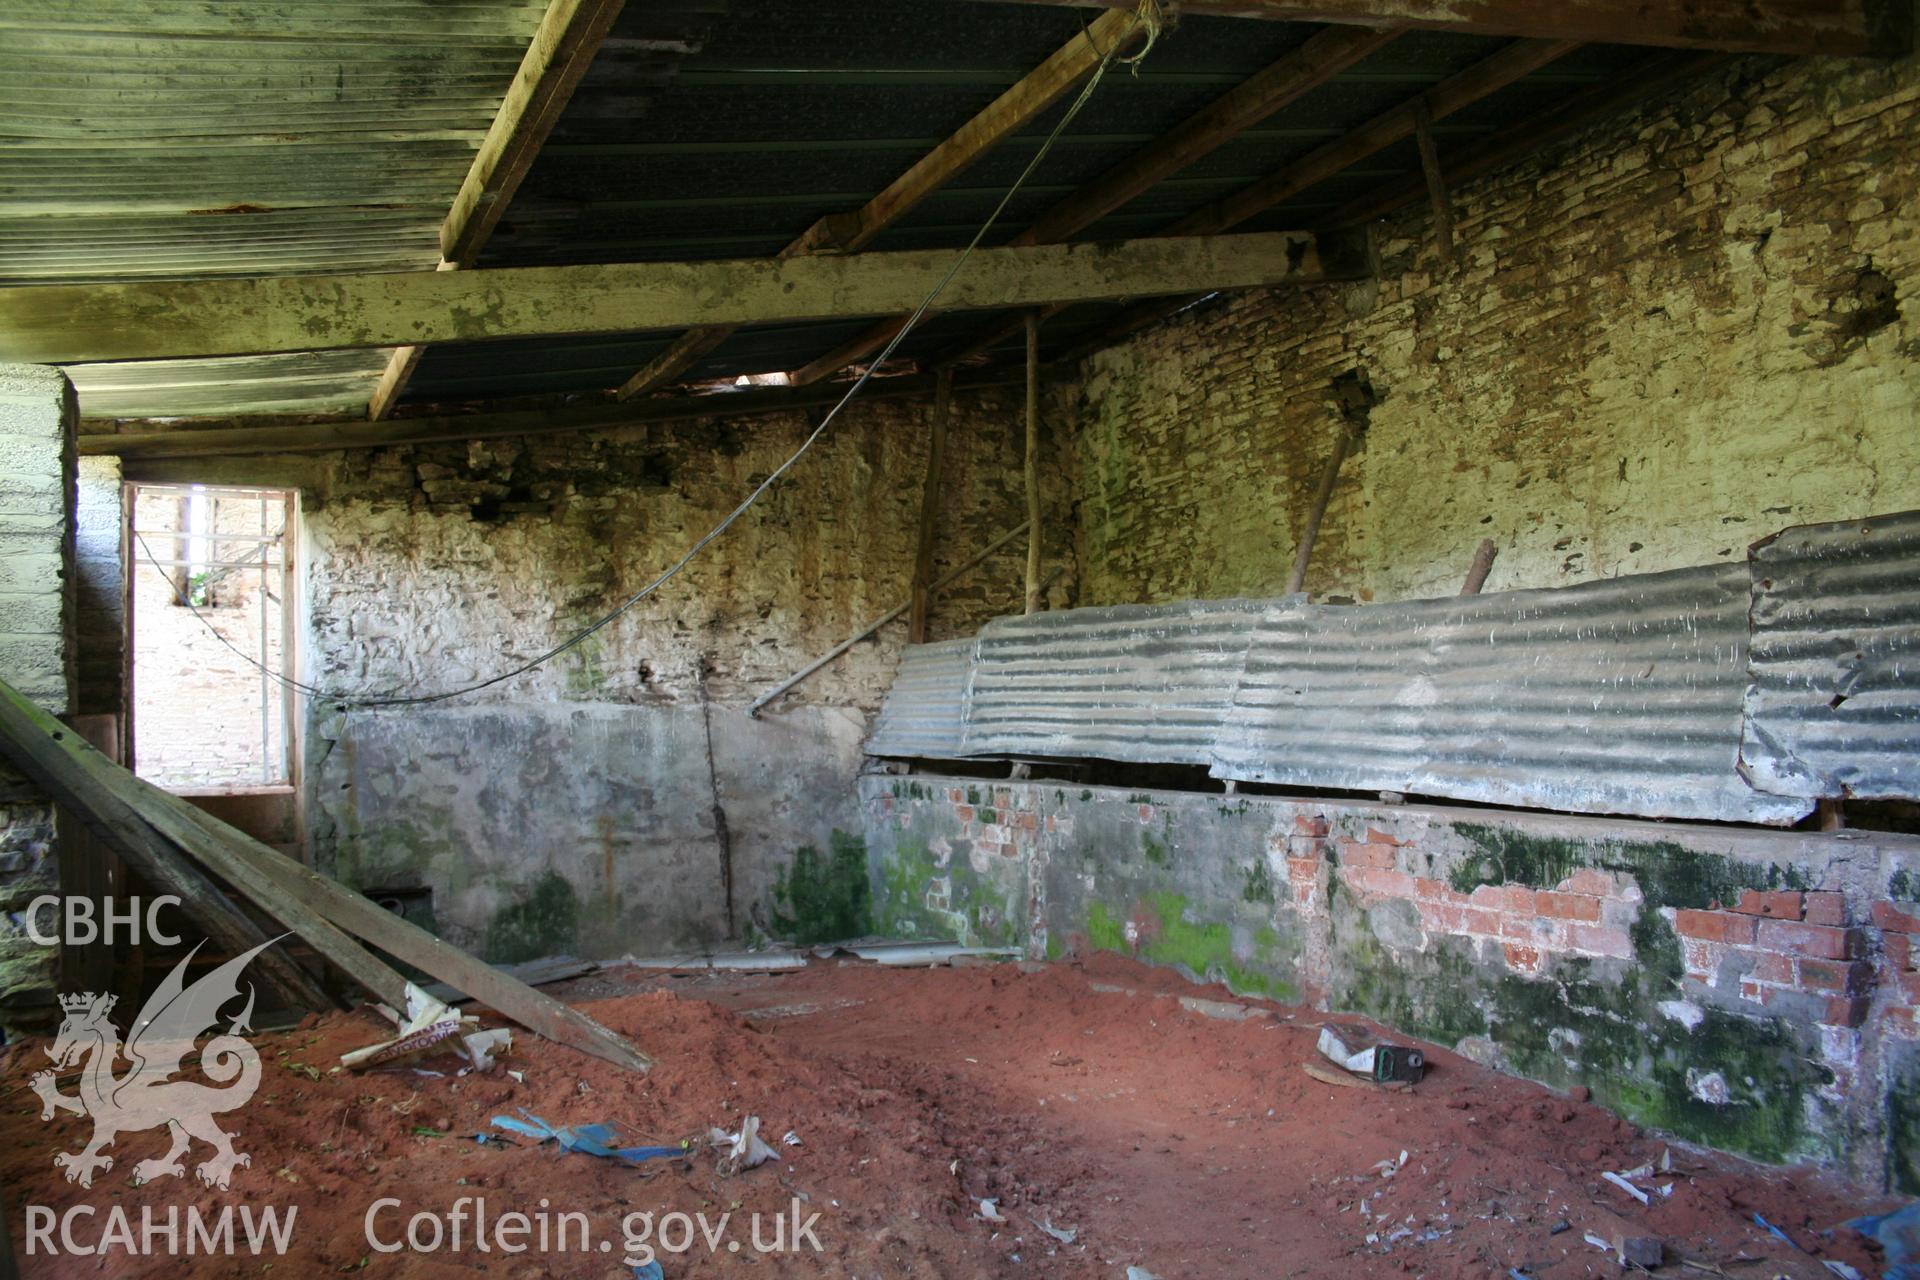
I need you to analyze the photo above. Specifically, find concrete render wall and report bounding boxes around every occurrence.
[861,775,1920,1191]
[135,388,1073,961]
[1068,41,1920,607]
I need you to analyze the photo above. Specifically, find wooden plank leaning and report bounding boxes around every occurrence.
[0,676,654,1073]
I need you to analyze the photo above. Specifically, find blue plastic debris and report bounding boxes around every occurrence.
[632,1263,665,1280]
[1847,1201,1920,1280]
[489,1110,684,1165]
[1755,1212,1801,1250]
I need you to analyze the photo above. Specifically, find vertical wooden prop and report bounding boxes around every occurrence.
[1412,99,1456,264]
[1023,313,1043,615]
[908,370,953,644]
[1284,425,1354,596]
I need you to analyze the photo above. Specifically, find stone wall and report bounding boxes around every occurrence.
[862,776,1920,1191]
[0,365,76,1034]
[1069,41,1920,607]
[132,388,1072,960]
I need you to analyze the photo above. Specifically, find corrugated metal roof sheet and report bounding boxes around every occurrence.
[961,599,1265,764]
[865,638,976,759]
[0,0,546,417]
[1210,565,1809,824]
[865,533,1918,824]
[1741,510,1920,801]
[412,1,1650,405]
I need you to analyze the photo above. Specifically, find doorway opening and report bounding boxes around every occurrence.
[127,483,298,793]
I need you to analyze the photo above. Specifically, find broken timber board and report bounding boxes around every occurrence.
[0,680,335,1011]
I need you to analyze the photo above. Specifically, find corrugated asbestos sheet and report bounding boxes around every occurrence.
[1211,565,1810,824]
[962,600,1265,764]
[864,638,976,759]
[1742,510,1920,801]
[0,1,546,417]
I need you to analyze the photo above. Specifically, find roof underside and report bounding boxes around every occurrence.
[3,0,1665,421]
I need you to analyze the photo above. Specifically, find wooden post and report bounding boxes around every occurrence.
[1459,538,1498,594]
[908,370,953,643]
[1284,424,1354,596]
[56,714,123,999]
[1411,98,1456,263]
[1023,313,1043,615]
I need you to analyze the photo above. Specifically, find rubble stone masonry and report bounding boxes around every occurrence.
[1069,41,1920,606]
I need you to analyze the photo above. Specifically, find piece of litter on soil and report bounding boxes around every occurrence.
[1126,1268,1161,1280]
[1845,1201,1920,1280]
[1584,1232,1613,1252]
[1604,1170,1651,1205]
[781,1129,801,1147]
[632,1263,664,1280]
[977,1199,1007,1224]
[1753,1212,1800,1250]
[1550,1220,1571,1235]
[506,1069,524,1084]
[1824,1261,1864,1280]
[342,983,474,1071]
[1038,1218,1077,1244]
[460,1027,513,1071]
[709,1115,780,1176]
[492,1111,684,1166]
[1616,1235,1663,1268]
[1510,1269,1531,1279]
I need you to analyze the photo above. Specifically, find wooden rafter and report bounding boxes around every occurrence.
[1323,49,1732,227]
[1165,37,1577,237]
[608,6,1151,402]
[934,35,1570,372]
[1055,49,1728,365]
[788,23,1400,387]
[367,0,631,421]
[964,0,1900,56]
[9,231,1356,365]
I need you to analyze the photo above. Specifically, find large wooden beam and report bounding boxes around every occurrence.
[81,370,1035,460]
[610,6,1150,401]
[369,0,629,420]
[790,23,1398,386]
[964,0,1898,56]
[7,230,1362,365]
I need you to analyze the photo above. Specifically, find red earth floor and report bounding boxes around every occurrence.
[0,952,1900,1278]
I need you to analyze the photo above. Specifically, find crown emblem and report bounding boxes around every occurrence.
[59,991,113,1014]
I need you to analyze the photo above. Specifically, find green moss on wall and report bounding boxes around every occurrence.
[1137,892,1297,1000]
[487,870,580,964]
[773,830,872,944]
[1242,859,1277,904]
[1889,1054,1920,1194]
[1449,824,1809,908]
[1087,901,1128,953]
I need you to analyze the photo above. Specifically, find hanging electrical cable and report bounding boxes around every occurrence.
[135,1,1166,710]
